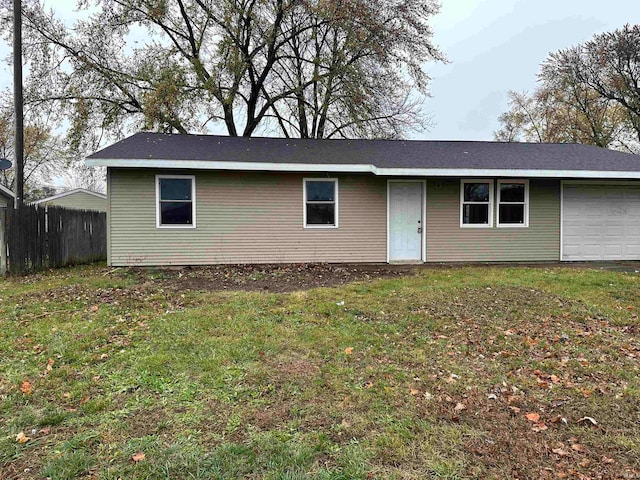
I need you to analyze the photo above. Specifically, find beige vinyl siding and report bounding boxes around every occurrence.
[108,169,387,266]
[43,191,107,212]
[426,178,560,262]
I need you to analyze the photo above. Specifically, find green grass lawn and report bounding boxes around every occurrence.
[1,264,639,479]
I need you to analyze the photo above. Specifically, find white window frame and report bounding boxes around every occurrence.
[303,178,339,229]
[155,174,197,229]
[497,179,529,228]
[460,179,494,228]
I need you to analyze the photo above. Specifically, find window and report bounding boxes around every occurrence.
[460,179,493,227]
[497,180,528,227]
[156,175,196,228]
[304,179,338,228]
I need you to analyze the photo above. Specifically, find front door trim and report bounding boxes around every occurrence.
[387,179,426,263]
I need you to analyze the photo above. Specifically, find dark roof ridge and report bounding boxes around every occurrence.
[122,131,593,148]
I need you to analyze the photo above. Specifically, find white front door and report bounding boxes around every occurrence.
[389,182,423,262]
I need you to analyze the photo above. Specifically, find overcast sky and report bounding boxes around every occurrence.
[423,0,638,141]
[0,0,638,142]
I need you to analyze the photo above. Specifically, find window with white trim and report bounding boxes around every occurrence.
[156,175,196,228]
[497,180,529,227]
[304,179,338,227]
[461,179,493,227]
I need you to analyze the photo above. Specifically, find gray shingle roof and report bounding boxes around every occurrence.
[88,132,640,172]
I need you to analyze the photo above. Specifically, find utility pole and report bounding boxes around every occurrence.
[14,0,24,208]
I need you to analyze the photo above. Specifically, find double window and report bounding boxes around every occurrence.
[304,179,338,228]
[460,179,529,228]
[156,175,196,228]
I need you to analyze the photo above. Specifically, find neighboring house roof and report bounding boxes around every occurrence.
[87,132,640,179]
[32,188,107,205]
[0,183,15,200]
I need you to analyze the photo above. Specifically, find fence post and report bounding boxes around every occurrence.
[0,207,6,275]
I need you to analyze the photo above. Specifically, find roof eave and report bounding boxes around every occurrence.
[32,188,107,205]
[85,158,640,179]
[0,183,15,199]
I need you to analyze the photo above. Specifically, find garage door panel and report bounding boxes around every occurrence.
[562,184,640,261]
[603,245,623,256]
[605,226,624,237]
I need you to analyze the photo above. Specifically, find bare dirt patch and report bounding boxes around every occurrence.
[131,263,415,293]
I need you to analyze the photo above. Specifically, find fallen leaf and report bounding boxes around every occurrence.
[363,381,374,389]
[80,396,90,405]
[20,380,32,395]
[16,432,29,443]
[344,347,353,355]
[454,402,466,412]
[552,447,570,456]
[410,388,420,396]
[131,452,145,463]
[549,415,567,425]
[46,358,55,371]
[601,456,615,464]
[531,422,548,432]
[90,305,99,312]
[62,392,71,399]
[525,412,540,422]
[571,443,585,452]
[508,406,521,414]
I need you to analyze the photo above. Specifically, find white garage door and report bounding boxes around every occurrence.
[562,184,640,260]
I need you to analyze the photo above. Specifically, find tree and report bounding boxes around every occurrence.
[0,96,66,194]
[9,0,443,148]
[0,92,103,196]
[495,25,639,152]
[494,85,631,150]
[269,0,440,138]
[565,24,640,142]
[25,184,56,202]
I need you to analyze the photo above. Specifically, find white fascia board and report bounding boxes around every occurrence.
[85,158,640,179]
[0,183,15,198]
[86,158,372,173]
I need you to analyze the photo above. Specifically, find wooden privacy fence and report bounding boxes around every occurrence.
[3,204,106,274]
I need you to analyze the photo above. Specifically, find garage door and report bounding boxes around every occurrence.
[562,184,640,260]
